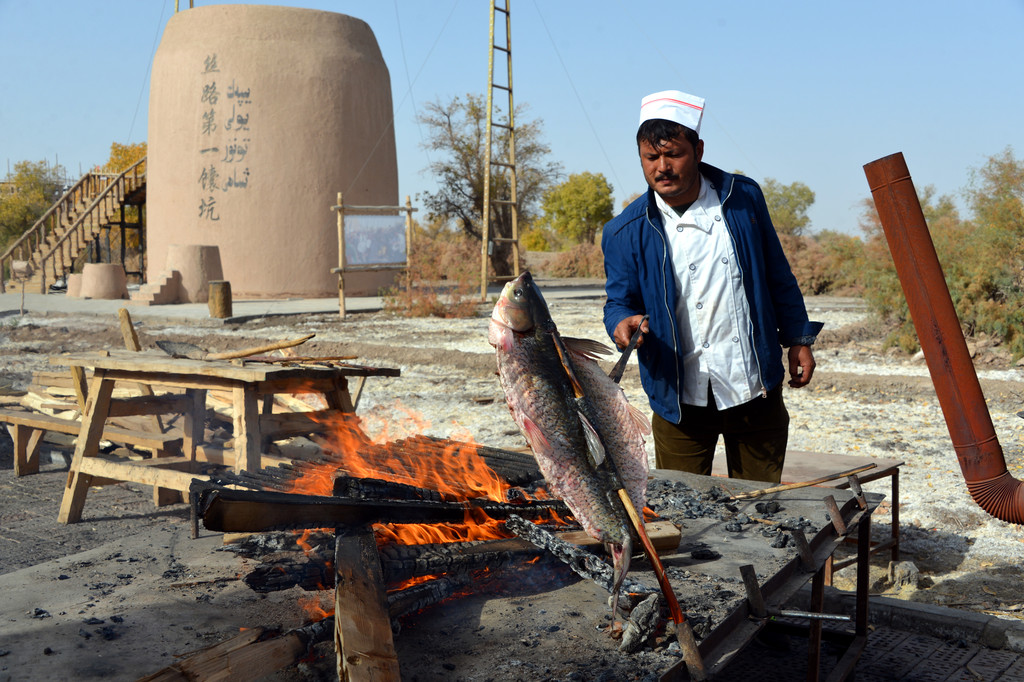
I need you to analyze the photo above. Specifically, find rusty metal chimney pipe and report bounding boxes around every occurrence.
[864,152,1024,524]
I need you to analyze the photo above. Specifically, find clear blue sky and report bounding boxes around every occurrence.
[2,0,1022,236]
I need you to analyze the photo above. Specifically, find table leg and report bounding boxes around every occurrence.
[69,365,89,414]
[323,376,355,413]
[233,383,261,473]
[11,424,44,476]
[183,388,207,470]
[58,371,115,524]
[891,470,900,563]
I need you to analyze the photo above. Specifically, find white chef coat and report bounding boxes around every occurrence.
[655,175,763,408]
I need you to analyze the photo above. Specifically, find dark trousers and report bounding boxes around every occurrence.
[652,383,789,483]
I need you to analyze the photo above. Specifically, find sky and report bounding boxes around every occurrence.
[1,0,1022,236]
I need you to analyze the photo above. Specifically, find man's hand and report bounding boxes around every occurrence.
[613,315,649,350]
[788,344,816,388]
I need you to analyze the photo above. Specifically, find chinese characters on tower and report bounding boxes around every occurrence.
[197,53,252,222]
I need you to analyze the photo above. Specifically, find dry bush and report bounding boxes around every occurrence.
[546,242,604,278]
[382,232,482,318]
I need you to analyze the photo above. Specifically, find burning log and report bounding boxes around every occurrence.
[333,474,447,502]
[195,484,570,533]
[386,576,465,624]
[212,436,544,500]
[397,434,543,486]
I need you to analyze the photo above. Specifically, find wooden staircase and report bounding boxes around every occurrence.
[1,158,146,294]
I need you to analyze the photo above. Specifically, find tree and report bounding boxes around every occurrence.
[539,172,614,246]
[105,141,147,173]
[417,93,562,277]
[762,178,814,236]
[0,160,67,250]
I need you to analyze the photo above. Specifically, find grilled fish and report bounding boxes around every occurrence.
[488,272,651,620]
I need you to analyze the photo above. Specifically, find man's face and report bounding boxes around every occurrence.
[639,135,704,207]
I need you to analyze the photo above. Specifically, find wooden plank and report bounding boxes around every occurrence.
[106,393,191,418]
[51,350,372,383]
[334,528,400,681]
[194,444,291,469]
[31,370,93,389]
[0,407,184,451]
[118,306,166,436]
[78,455,203,492]
[259,410,333,439]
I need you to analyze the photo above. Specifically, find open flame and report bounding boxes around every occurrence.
[277,393,557,547]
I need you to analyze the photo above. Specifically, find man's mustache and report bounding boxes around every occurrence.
[655,172,678,182]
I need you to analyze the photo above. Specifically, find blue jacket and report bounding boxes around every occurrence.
[602,162,823,424]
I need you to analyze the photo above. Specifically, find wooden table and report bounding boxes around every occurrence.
[50,350,399,524]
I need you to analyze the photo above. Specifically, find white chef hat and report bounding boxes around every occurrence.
[638,90,705,134]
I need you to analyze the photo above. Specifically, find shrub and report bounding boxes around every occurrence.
[382,232,482,318]
[546,243,604,278]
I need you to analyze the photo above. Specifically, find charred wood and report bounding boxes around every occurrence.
[138,617,333,681]
[386,576,465,624]
[620,593,663,653]
[244,553,334,593]
[505,514,654,608]
[378,538,544,584]
[223,530,336,557]
[333,475,446,502]
[242,537,546,593]
[197,485,573,533]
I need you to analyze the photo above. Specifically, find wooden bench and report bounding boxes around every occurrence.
[0,406,184,477]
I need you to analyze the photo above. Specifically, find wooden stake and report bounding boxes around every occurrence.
[616,489,706,680]
[205,333,316,361]
[727,463,877,501]
[335,528,400,681]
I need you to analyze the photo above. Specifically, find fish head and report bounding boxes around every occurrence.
[490,271,553,333]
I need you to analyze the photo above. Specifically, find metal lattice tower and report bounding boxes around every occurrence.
[480,0,520,299]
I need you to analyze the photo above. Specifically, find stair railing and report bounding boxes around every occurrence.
[0,158,146,293]
[1,171,94,293]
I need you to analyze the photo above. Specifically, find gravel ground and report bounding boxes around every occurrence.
[3,291,1024,636]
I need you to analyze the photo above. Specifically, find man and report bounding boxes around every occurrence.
[602,89,822,484]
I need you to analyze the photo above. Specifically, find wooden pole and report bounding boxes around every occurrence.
[404,195,413,253]
[336,191,347,319]
[616,489,706,680]
[727,464,877,501]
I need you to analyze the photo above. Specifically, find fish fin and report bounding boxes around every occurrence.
[520,416,550,453]
[578,411,606,467]
[563,336,615,360]
[628,403,652,436]
[549,330,586,398]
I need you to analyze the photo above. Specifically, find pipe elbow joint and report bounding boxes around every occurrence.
[966,472,1024,525]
